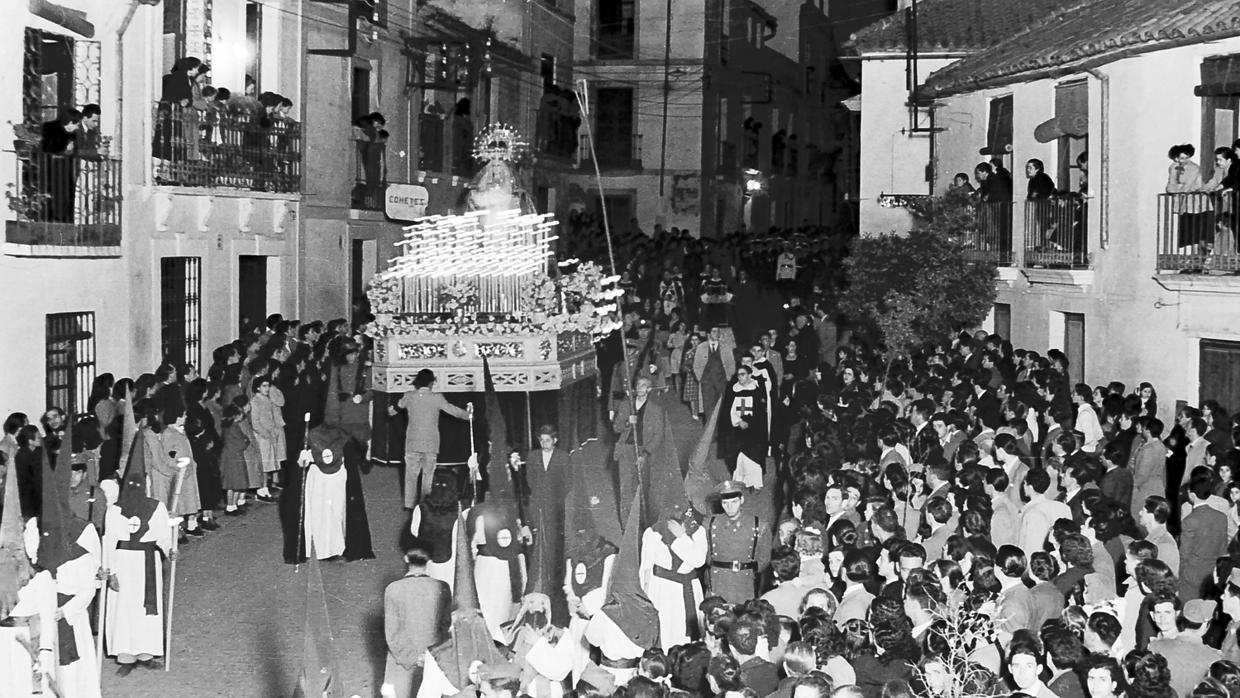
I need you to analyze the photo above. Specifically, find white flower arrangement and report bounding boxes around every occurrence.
[438,280,480,313]
[367,276,403,314]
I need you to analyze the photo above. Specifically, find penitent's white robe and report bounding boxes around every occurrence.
[639,526,707,650]
[0,570,56,698]
[54,525,103,698]
[102,502,171,658]
[304,464,347,560]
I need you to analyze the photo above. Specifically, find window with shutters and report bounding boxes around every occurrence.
[46,312,96,415]
[1198,55,1240,180]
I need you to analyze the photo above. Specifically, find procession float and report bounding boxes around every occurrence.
[366,124,622,451]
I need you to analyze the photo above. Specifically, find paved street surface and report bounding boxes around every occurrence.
[101,395,708,698]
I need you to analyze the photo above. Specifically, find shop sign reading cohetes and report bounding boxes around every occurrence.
[385,184,430,220]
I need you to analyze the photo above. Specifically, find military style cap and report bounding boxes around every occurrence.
[716,480,744,499]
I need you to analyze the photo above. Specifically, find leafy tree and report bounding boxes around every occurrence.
[839,191,997,367]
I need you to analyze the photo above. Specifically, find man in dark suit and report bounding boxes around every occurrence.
[729,614,781,696]
[971,373,1003,431]
[1098,441,1134,509]
[612,375,667,523]
[1179,474,1229,600]
[383,546,452,698]
[908,399,941,466]
[524,425,573,614]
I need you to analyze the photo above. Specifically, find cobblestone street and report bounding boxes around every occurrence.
[99,396,709,697]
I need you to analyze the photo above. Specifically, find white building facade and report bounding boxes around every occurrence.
[1,0,302,417]
[854,0,1240,416]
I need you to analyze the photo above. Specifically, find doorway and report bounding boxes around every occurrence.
[238,255,267,335]
[1200,339,1240,412]
[351,239,377,325]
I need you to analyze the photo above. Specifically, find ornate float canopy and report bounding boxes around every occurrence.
[366,124,622,393]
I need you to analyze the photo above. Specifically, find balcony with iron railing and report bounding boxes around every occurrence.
[5,147,122,254]
[580,133,642,171]
[1023,197,1089,269]
[151,102,301,194]
[961,200,1013,266]
[1156,192,1240,274]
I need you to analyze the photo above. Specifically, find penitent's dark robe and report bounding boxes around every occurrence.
[280,428,375,563]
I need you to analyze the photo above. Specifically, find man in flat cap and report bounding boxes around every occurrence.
[705,481,770,604]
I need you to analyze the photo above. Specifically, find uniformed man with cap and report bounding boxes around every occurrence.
[705,481,770,604]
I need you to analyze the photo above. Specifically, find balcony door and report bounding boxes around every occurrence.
[594,88,634,166]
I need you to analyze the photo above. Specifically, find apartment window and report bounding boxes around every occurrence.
[1198,55,1240,179]
[23,29,101,124]
[46,312,96,415]
[1044,81,1088,191]
[983,95,1013,164]
[1200,339,1240,411]
[540,54,556,90]
[595,0,635,59]
[352,65,371,118]
[160,257,202,370]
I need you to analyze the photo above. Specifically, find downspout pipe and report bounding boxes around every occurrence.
[114,0,150,175]
[1084,67,1109,249]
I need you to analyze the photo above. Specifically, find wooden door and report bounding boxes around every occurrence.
[1064,312,1085,386]
[1200,339,1240,411]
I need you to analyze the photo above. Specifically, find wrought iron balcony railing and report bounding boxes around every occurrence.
[1156,192,1240,273]
[580,133,642,170]
[151,101,301,193]
[352,141,387,211]
[6,148,122,249]
[1023,197,1089,268]
[962,200,1013,266]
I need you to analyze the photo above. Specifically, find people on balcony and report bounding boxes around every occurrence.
[1166,144,1211,250]
[951,172,975,195]
[1025,159,1056,201]
[534,85,582,158]
[1203,147,1240,260]
[353,112,388,207]
[153,62,298,191]
[39,108,84,223]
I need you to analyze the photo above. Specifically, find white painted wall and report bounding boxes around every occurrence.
[928,36,1240,420]
[857,55,958,234]
[0,0,302,416]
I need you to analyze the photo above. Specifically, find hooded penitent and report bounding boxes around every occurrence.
[596,491,660,649]
[38,417,88,575]
[117,434,162,615]
[0,450,34,617]
[432,509,505,691]
[306,425,349,475]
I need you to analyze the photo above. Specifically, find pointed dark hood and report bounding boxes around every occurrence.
[0,452,34,616]
[118,422,158,528]
[37,416,88,573]
[435,514,505,689]
[482,357,514,499]
[597,490,659,647]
